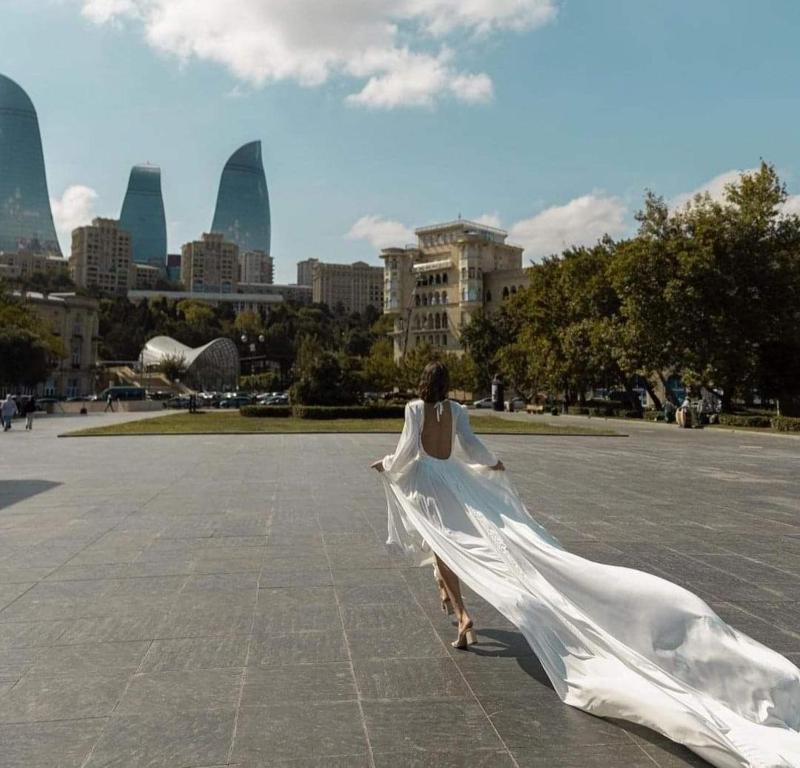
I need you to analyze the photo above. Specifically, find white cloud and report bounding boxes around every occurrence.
[347,215,415,249]
[474,212,503,228]
[78,0,556,108]
[780,194,800,217]
[50,185,98,250]
[509,194,628,260]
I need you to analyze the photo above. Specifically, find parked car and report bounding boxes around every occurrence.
[473,397,494,409]
[165,395,191,409]
[262,394,289,406]
[219,395,253,409]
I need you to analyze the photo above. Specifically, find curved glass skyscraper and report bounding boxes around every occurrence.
[119,164,167,265]
[0,74,61,255]
[211,141,271,255]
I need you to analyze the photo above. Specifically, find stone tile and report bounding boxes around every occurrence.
[253,602,341,634]
[373,751,516,768]
[0,620,71,648]
[241,663,356,706]
[139,636,249,672]
[28,641,150,674]
[248,630,349,666]
[0,670,131,722]
[115,668,242,714]
[363,699,504,752]
[156,605,254,638]
[511,743,656,767]
[85,707,236,768]
[0,718,107,768]
[58,613,168,644]
[347,623,448,660]
[354,657,470,700]
[0,583,34,610]
[258,568,334,588]
[233,701,367,763]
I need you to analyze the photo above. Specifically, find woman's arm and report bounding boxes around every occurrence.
[372,402,419,474]
[455,404,504,469]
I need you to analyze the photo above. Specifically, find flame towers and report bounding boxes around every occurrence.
[211,141,271,255]
[120,164,167,266]
[0,74,61,255]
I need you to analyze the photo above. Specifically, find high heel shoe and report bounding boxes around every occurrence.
[451,621,477,649]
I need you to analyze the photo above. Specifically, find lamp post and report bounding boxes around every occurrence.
[240,333,266,378]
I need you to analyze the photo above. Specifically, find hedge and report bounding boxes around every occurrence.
[718,413,773,429]
[290,405,406,420]
[240,405,292,418]
[771,415,800,432]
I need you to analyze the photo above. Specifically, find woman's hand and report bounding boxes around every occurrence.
[370,460,385,473]
[490,460,505,471]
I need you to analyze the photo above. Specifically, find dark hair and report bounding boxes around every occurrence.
[418,361,449,403]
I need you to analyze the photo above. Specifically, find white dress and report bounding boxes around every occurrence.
[379,399,800,768]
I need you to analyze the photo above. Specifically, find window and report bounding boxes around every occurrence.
[468,267,475,279]
[485,290,492,302]
[441,334,447,347]
[415,294,420,306]
[502,287,509,299]
[442,273,448,284]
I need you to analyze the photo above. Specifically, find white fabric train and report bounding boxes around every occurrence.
[379,399,800,768]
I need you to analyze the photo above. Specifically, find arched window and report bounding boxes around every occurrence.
[435,274,441,285]
[422,294,428,306]
[442,273,448,284]
[441,313,448,328]
[502,286,510,299]
[434,315,441,329]
[441,334,447,347]
[485,290,492,303]
[414,294,420,306]
[511,286,517,295]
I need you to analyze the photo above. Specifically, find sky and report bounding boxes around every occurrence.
[2,0,800,284]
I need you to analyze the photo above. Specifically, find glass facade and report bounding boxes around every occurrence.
[0,74,61,255]
[211,141,271,255]
[119,164,167,266]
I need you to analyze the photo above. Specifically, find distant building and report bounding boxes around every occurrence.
[165,252,182,283]
[133,263,161,290]
[180,232,238,294]
[128,289,283,317]
[381,219,528,359]
[69,218,133,295]
[119,164,167,267]
[211,141,271,256]
[239,249,274,284]
[0,75,61,256]
[15,291,99,397]
[296,258,318,287]
[0,250,69,281]
[236,282,312,305]
[311,260,383,315]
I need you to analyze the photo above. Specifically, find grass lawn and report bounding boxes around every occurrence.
[61,410,620,437]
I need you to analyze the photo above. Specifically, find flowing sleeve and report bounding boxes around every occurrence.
[381,402,419,475]
[455,403,498,466]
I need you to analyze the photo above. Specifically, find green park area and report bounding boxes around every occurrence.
[61,411,619,437]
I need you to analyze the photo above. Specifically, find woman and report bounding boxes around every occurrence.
[372,362,800,768]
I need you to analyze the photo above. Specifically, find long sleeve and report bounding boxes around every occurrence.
[455,403,498,466]
[382,402,419,475]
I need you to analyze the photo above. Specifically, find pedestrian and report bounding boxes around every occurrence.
[104,391,114,413]
[1,395,18,431]
[24,396,36,430]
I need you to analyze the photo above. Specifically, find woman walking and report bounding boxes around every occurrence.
[372,361,799,768]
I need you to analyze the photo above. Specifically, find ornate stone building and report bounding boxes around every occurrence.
[309,260,383,315]
[381,219,528,359]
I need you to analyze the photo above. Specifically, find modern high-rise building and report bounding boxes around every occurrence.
[381,219,528,359]
[296,258,318,287]
[211,141,271,257]
[180,232,238,294]
[0,74,61,255]
[119,164,167,267]
[69,218,133,295]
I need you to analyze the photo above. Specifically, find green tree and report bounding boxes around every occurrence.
[363,338,399,392]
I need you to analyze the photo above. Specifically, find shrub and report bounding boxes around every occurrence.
[291,405,406,420]
[718,414,772,428]
[240,405,291,418]
[771,415,800,432]
[624,410,644,419]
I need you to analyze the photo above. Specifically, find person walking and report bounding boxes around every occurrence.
[1,395,18,431]
[104,391,114,413]
[24,396,36,430]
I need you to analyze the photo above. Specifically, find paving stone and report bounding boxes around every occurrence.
[84,707,236,768]
[248,630,349,666]
[0,670,131,722]
[354,657,470,700]
[373,751,516,768]
[241,663,356,706]
[27,641,150,674]
[139,635,250,672]
[511,743,656,767]
[0,718,107,768]
[232,701,368,763]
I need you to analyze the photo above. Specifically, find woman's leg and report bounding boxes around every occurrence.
[434,554,473,640]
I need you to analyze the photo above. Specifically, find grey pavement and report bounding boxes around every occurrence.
[0,412,798,768]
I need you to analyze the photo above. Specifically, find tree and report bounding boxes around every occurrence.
[459,308,514,393]
[363,338,398,392]
[289,335,362,405]
[157,353,187,382]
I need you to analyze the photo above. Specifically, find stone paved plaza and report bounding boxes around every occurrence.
[0,412,799,768]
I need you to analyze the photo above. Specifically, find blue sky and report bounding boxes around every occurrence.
[2,0,799,283]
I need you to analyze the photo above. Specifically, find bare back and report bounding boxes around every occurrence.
[420,400,454,459]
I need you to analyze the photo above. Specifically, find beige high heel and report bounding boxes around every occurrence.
[452,621,477,649]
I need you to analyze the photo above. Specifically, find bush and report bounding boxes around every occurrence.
[771,415,800,432]
[718,413,772,428]
[624,410,643,419]
[240,405,292,418]
[291,405,406,420]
